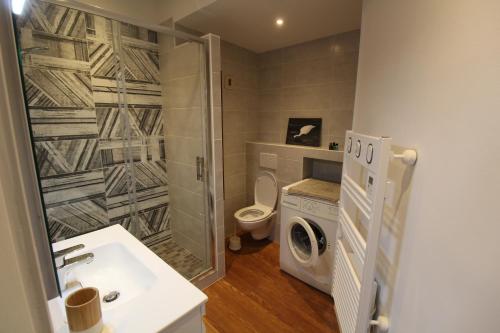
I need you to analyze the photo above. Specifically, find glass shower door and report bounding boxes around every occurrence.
[147,33,213,279]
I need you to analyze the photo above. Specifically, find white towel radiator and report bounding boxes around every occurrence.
[332,131,416,333]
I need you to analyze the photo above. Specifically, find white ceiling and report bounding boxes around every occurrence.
[177,0,362,53]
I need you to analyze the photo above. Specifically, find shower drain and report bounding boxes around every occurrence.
[103,290,120,303]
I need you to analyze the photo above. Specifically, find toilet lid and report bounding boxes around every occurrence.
[254,171,278,209]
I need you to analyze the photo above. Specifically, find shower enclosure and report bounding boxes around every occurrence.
[12,0,214,282]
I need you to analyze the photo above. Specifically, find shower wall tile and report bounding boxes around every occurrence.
[17,0,171,242]
[34,139,101,177]
[139,205,170,235]
[96,107,164,139]
[47,198,109,241]
[99,138,165,166]
[89,42,160,84]
[17,1,87,39]
[19,29,89,63]
[164,108,202,137]
[106,186,169,221]
[116,205,170,239]
[164,136,202,166]
[103,161,167,197]
[166,161,203,194]
[122,46,160,83]
[86,15,159,48]
[29,109,98,140]
[21,54,90,72]
[120,23,158,44]
[24,68,94,108]
[92,77,162,107]
[85,14,113,43]
[41,170,106,207]
[165,75,202,108]
[88,42,115,78]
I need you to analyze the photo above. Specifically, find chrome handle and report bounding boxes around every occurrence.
[53,244,84,259]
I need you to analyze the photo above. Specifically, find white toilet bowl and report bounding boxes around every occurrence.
[234,171,278,240]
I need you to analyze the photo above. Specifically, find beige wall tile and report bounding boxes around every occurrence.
[165,107,202,137]
[223,132,246,155]
[223,153,246,177]
[164,42,200,80]
[166,160,203,194]
[223,193,246,234]
[165,136,202,166]
[255,31,359,147]
[224,173,246,198]
[169,184,205,217]
[165,75,202,108]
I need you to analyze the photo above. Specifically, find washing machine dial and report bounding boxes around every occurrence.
[303,200,318,214]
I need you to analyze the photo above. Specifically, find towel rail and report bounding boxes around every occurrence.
[332,131,417,333]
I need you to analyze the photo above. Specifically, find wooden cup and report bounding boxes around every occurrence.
[65,287,103,333]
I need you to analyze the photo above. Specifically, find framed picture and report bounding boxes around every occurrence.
[286,118,322,147]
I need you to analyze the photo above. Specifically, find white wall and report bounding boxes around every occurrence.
[353,0,500,332]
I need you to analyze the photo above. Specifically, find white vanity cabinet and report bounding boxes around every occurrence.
[161,306,205,333]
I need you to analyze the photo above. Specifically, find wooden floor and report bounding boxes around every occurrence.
[204,235,340,333]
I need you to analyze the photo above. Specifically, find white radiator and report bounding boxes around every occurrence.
[332,131,417,333]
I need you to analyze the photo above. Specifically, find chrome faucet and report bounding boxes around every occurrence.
[54,244,94,291]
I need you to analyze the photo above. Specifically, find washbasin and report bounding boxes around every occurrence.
[62,242,156,309]
[50,225,208,333]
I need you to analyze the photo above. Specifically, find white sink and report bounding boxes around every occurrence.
[49,225,208,333]
[63,242,156,310]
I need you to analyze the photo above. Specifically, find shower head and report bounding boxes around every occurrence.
[21,46,49,55]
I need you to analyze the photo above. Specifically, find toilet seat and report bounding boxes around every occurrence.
[235,204,273,223]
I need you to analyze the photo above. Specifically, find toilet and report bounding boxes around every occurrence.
[234,171,278,240]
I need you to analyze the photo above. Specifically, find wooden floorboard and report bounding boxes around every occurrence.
[204,235,340,333]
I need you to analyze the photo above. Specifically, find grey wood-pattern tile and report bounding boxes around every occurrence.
[118,206,171,239]
[47,197,109,241]
[103,161,167,198]
[35,139,101,177]
[41,170,106,207]
[99,138,165,167]
[89,42,160,84]
[91,77,162,107]
[105,186,169,221]
[16,0,172,242]
[19,27,88,62]
[30,109,98,140]
[16,0,87,38]
[96,107,164,139]
[24,68,94,108]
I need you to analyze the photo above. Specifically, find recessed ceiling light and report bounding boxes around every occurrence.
[11,0,26,15]
[275,18,284,27]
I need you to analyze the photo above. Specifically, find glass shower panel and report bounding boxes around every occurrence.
[12,0,214,281]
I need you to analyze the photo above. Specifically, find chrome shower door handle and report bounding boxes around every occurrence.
[196,156,205,181]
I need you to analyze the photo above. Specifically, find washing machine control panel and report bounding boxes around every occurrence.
[282,193,338,220]
[302,198,338,220]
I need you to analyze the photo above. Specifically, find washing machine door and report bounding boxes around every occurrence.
[287,216,326,267]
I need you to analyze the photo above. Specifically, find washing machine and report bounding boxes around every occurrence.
[279,180,339,293]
